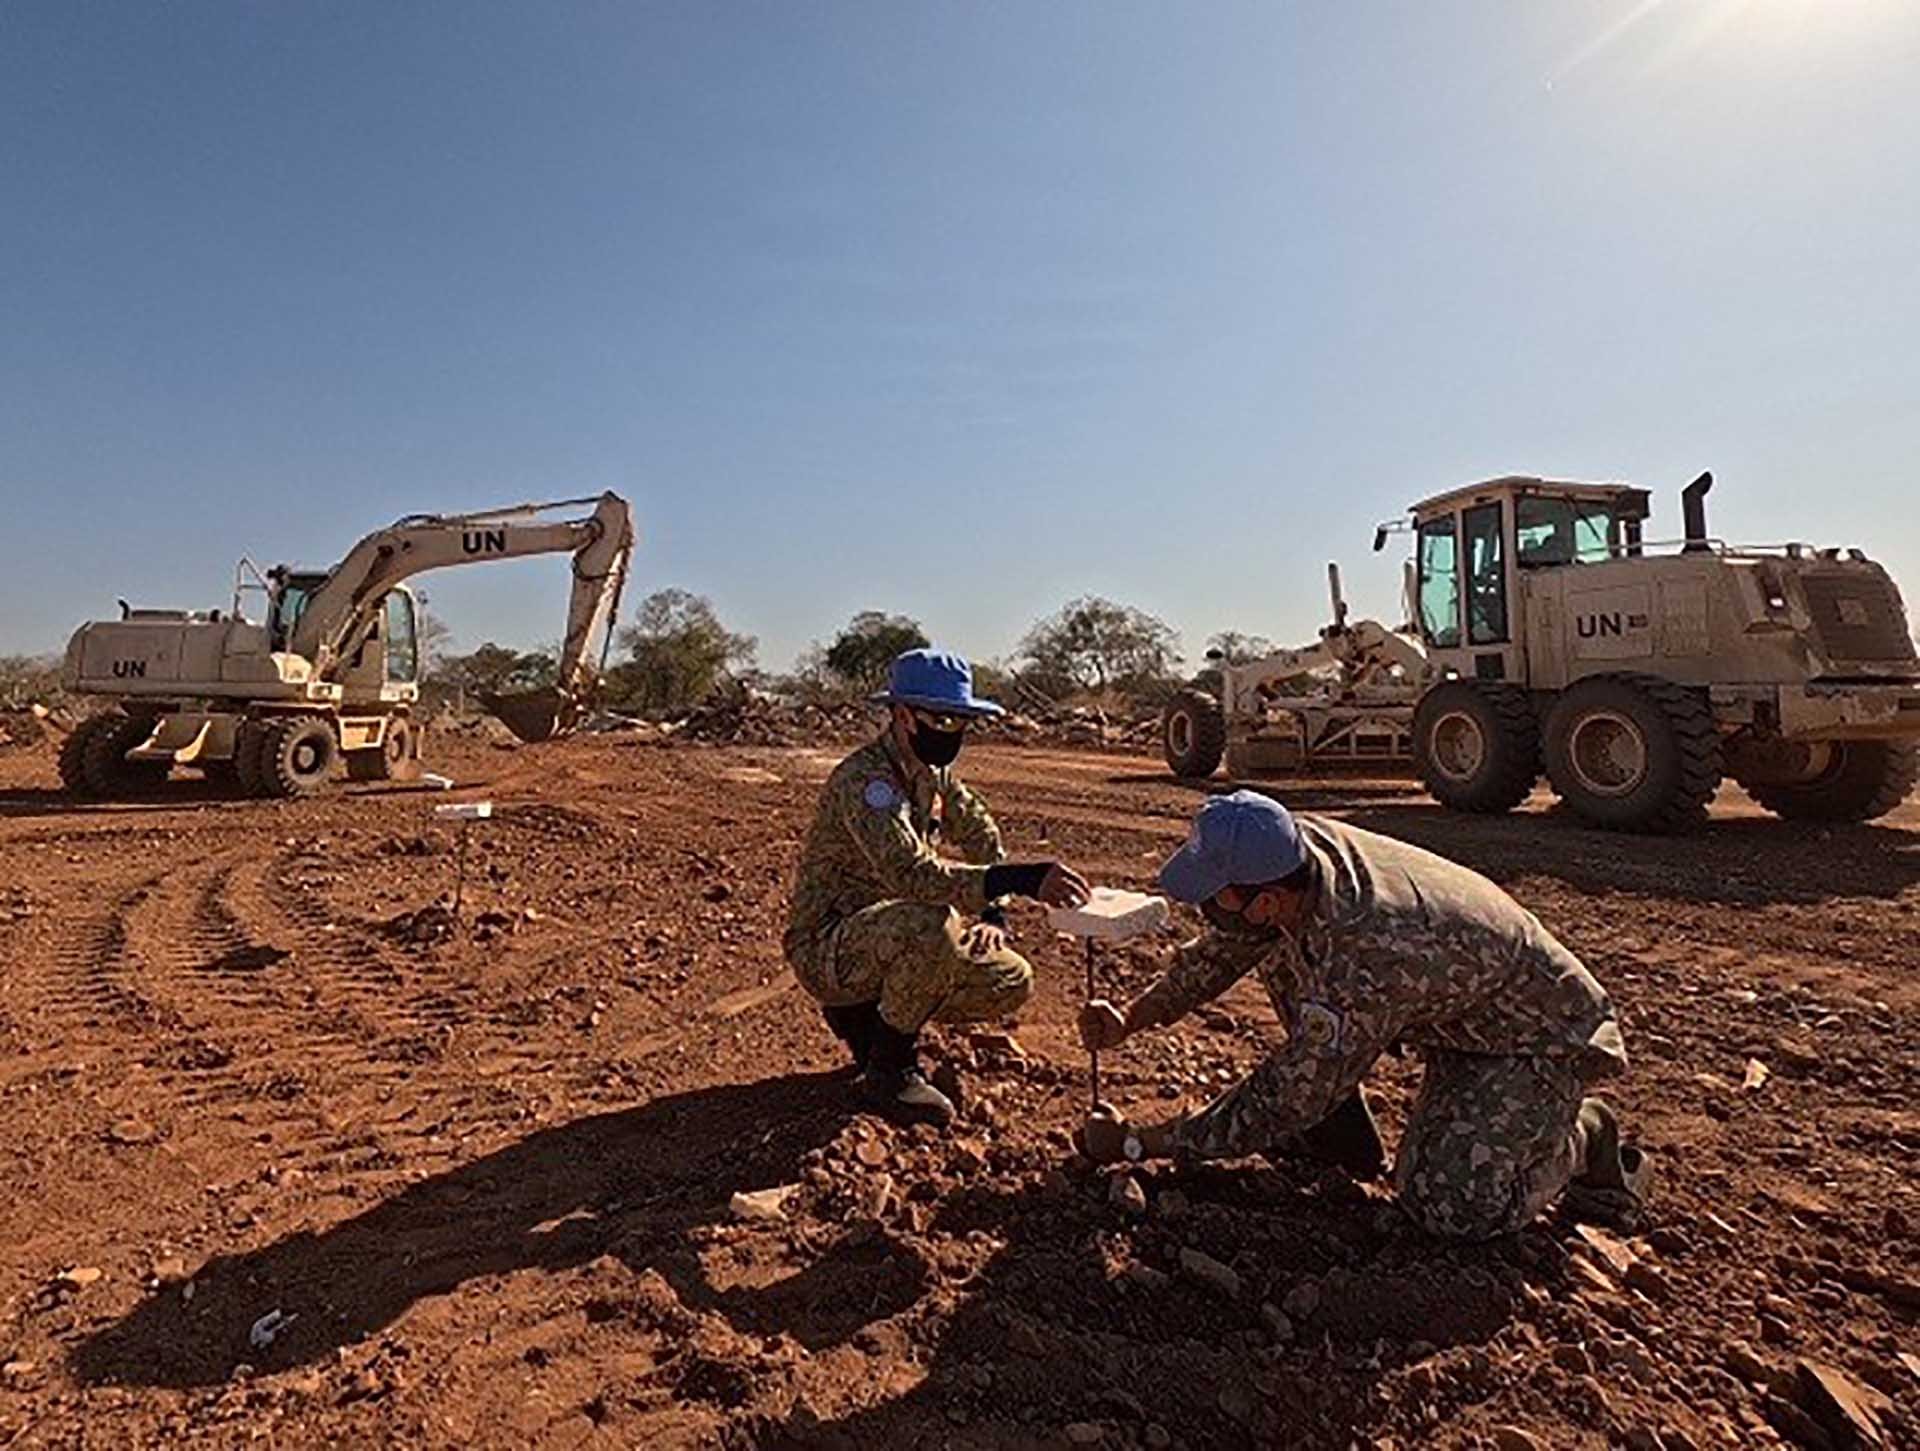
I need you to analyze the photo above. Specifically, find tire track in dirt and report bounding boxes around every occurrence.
[16,865,179,1040]
[255,840,564,1095]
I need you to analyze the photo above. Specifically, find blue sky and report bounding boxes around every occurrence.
[4,2,1917,671]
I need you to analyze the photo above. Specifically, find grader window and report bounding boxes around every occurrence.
[1463,502,1509,645]
[1417,516,1461,648]
[1516,497,1618,567]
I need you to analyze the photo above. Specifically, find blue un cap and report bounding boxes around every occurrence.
[1157,790,1305,904]
[870,649,1005,719]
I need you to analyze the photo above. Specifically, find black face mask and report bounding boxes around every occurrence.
[910,723,965,769]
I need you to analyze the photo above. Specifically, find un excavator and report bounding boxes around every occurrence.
[57,492,635,799]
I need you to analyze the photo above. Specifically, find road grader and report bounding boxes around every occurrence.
[1163,472,1920,831]
[57,492,635,799]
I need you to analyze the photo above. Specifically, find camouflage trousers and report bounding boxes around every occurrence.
[789,902,1033,1035]
[1392,1050,1587,1241]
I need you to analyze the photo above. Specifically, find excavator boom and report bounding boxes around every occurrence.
[289,492,636,741]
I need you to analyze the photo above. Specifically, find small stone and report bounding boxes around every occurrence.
[950,1140,988,1175]
[1647,1226,1692,1257]
[728,1185,798,1222]
[1552,1343,1593,1375]
[1218,1382,1256,1424]
[1760,1314,1794,1346]
[58,1266,104,1290]
[151,1256,189,1285]
[1,1360,38,1382]
[854,1138,890,1168]
[1280,1277,1321,1320]
[1156,1189,1189,1220]
[1108,1174,1147,1217]
[856,1174,895,1220]
[1727,1341,1774,1385]
[1122,1262,1172,1292]
[1660,1428,1699,1451]
[1144,1426,1171,1450]
[1178,1248,1242,1300]
[1623,1428,1664,1451]
[108,1118,159,1145]
[1794,1358,1891,1449]
[1064,1423,1105,1445]
[1625,1259,1671,1302]
[1492,1427,1546,1451]
[1759,1292,1797,1319]
[1259,1302,1295,1344]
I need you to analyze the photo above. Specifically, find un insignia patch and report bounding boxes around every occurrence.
[863,778,902,811]
[1295,1001,1343,1054]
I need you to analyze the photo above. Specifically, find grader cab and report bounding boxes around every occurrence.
[1399,473,1920,830]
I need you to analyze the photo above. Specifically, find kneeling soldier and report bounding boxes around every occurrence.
[785,649,1089,1126]
[1079,791,1650,1238]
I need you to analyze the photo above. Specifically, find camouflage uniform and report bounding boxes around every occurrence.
[783,732,1031,1034]
[1136,815,1626,1239]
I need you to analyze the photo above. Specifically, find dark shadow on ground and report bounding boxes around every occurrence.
[1342,802,1920,906]
[761,1155,1529,1451]
[0,779,450,820]
[73,1071,866,1389]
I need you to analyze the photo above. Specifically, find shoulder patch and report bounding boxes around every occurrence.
[1294,1001,1344,1054]
[863,778,902,811]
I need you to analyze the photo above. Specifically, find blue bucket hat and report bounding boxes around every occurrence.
[1158,790,1305,903]
[871,648,1005,718]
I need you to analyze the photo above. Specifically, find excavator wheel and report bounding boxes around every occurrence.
[347,717,422,783]
[57,715,117,794]
[256,716,338,799]
[67,713,170,798]
[1543,674,1722,833]
[1162,689,1227,780]
[1739,740,1918,824]
[1412,681,1540,814]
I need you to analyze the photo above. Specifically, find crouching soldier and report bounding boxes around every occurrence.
[1079,791,1650,1238]
[784,649,1090,1126]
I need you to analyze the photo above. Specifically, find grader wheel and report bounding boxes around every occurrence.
[1162,689,1227,780]
[1738,740,1918,823]
[1412,682,1539,814]
[1543,674,1722,833]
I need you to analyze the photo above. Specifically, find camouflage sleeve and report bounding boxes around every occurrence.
[840,774,991,912]
[1169,970,1397,1160]
[1130,932,1268,1030]
[939,774,1005,867]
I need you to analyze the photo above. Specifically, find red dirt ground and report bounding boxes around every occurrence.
[1,732,1914,1448]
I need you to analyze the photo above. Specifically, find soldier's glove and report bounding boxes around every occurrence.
[984,861,1091,909]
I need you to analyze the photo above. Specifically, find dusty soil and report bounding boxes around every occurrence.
[0,732,1914,1449]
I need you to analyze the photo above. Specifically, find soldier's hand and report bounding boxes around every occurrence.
[1037,863,1092,909]
[962,922,1009,958]
[1078,999,1129,1051]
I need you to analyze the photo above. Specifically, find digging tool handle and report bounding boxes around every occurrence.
[1085,937,1099,1110]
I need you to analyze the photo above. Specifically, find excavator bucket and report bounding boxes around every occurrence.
[485,687,581,745]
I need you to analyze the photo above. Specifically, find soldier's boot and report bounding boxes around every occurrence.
[822,1001,882,1073]
[1292,1087,1387,1179]
[860,1020,956,1128]
[1563,1097,1653,1226]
